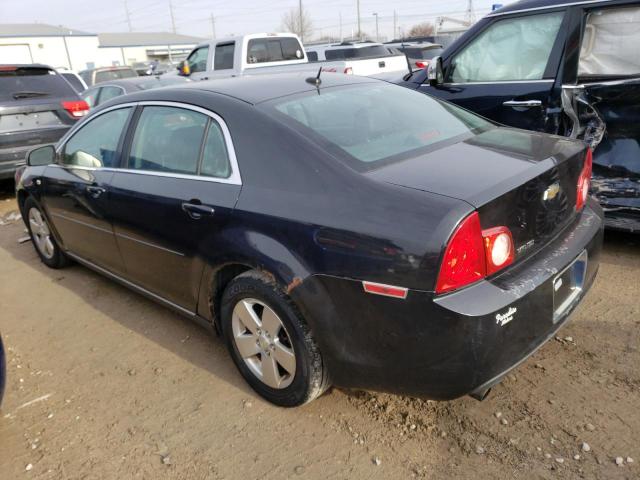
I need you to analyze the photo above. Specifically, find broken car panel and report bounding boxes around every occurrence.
[399,0,640,232]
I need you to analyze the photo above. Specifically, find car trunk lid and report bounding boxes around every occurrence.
[367,127,588,263]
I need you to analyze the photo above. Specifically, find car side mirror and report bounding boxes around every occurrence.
[178,61,191,76]
[27,145,55,167]
[427,56,444,86]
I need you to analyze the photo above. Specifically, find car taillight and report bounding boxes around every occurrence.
[343,67,353,74]
[415,61,427,69]
[576,148,593,211]
[435,212,515,294]
[62,100,89,118]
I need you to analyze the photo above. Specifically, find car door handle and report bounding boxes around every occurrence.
[503,100,542,108]
[86,186,106,198]
[182,202,215,219]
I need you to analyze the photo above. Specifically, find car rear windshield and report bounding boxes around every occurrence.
[325,45,390,60]
[95,68,137,83]
[404,47,444,59]
[246,37,304,64]
[0,67,77,102]
[265,83,494,170]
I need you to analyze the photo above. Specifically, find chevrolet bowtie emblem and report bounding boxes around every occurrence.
[543,182,561,201]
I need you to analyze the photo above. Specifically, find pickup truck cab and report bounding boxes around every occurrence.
[306,41,409,76]
[177,33,310,81]
[399,0,640,232]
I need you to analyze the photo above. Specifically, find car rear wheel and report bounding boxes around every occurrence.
[220,270,330,407]
[24,197,69,269]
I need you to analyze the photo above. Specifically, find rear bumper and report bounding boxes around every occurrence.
[0,127,69,179]
[294,199,604,399]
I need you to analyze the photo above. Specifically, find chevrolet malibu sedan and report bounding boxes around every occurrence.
[16,73,603,407]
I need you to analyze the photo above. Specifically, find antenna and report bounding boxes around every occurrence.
[306,67,322,87]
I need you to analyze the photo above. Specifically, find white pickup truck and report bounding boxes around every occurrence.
[175,33,408,80]
[305,41,410,76]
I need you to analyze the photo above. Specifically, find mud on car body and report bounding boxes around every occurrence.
[398,0,640,232]
[16,74,603,406]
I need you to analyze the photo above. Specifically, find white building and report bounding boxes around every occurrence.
[0,24,203,71]
[97,32,203,66]
[0,24,99,71]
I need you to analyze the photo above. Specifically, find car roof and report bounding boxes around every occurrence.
[489,0,603,16]
[0,63,54,70]
[91,76,189,92]
[80,66,135,73]
[156,72,379,105]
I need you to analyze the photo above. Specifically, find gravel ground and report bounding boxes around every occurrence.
[0,180,638,479]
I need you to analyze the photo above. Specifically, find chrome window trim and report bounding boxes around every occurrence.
[486,0,610,17]
[436,79,555,86]
[55,100,242,186]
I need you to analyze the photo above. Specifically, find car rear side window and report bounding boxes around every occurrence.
[200,122,231,178]
[214,42,235,70]
[267,83,493,169]
[448,11,564,83]
[63,107,131,168]
[325,45,390,60]
[246,38,303,64]
[128,106,208,175]
[0,67,77,102]
[99,86,124,104]
[306,51,319,62]
[579,6,640,78]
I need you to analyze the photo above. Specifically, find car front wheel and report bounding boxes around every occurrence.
[220,270,330,407]
[24,197,69,269]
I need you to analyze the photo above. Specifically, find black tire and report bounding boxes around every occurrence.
[220,270,330,407]
[24,197,70,269]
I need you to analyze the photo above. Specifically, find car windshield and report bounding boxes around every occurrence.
[265,83,494,169]
[95,68,137,83]
[0,67,77,102]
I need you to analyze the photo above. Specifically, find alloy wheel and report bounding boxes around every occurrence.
[231,298,296,389]
[28,208,55,260]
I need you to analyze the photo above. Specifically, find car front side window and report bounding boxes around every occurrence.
[128,106,208,175]
[62,107,131,168]
[99,86,124,104]
[447,11,564,83]
[187,47,209,73]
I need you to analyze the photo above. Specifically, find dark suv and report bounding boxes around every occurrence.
[0,64,89,179]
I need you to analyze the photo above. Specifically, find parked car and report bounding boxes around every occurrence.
[397,0,640,232]
[78,66,138,87]
[0,334,5,406]
[306,41,410,75]
[16,74,603,407]
[55,67,88,93]
[175,33,408,81]
[385,41,444,70]
[81,76,191,109]
[0,64,89,179]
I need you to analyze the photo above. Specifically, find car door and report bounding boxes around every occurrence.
[565,1,640,226]
[184,46,211,81]
[420,9,569,132]
[107,103,241,310]
[42,106,133,274]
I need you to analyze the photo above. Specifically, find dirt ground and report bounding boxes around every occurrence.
[0,179,638,480]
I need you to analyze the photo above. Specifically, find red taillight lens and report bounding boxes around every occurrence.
[436,212,515,294]
[343,67,353,74]
[415,61,427,69]
[62,100,90,118]
[482,226,515,276]
[436,212,486,294]
[576,148,593,211]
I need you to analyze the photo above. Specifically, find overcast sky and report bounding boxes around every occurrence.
[0,0,512,40]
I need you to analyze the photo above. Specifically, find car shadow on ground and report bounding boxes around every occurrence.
[0,209,254,400]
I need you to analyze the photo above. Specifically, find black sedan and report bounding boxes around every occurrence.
[16,73,604,407]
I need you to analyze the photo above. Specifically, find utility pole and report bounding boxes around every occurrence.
[210,13,216,39]
[169,0,176,34]
[393,10,397,40]
[356,0,361,40]
[299,0,304,42]
[339,12,343,41]
[372,12,379,42]
[124,0,132,32]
